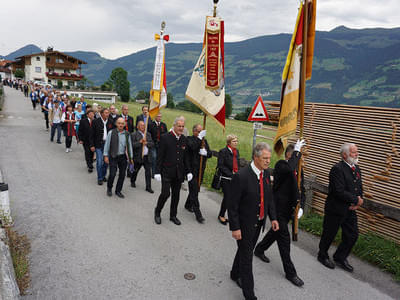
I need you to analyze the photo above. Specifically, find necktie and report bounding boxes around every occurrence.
[157,124,161,141]
[351,166,355,172]
[89,120,92,127]
[259,172,264,220]
[125,116,128,131]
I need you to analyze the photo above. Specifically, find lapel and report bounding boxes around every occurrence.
[341,160,356,179]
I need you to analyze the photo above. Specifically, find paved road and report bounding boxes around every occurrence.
[0,86,398,300]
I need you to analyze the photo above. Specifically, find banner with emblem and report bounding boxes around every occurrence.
[149,29,169,119]
[185,16,225,128]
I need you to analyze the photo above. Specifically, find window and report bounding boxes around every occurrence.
[56,58,64,63]
[46,57,50,62]
[36,56,40,61]
[35,67,41,73]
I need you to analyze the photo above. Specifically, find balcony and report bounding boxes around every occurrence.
[46,72,84,81]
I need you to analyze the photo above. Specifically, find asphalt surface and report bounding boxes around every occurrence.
[0,86,399,300]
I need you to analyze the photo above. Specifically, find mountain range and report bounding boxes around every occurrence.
[2,26,400,107]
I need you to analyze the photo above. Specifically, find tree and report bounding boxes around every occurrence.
[14,69,24,79]
[167,92,175,109]
[57,80,63,89]
[225,94,232,118]
[101,80,113,91]
[109,67,130,102]
[234,107,252,121]
[135,90,150,101]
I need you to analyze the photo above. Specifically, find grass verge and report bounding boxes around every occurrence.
[299,213,400,281]
[5,227,31,295]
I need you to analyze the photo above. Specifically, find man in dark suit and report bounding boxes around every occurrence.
[183,124,212,223]
[254,140,306,287]
[92,108,113,185]
[135,105,151,130]
[149,113,168,177]
[120,104,134,133]
[229,142,279,300]
[131,120,154,193]
[318,143,363,272]
[154,116,192,226]
[78,109,95,173]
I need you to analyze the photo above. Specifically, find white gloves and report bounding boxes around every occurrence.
[199,148,207,156]
[154,174,161,182]
[197,130,207,140]
[294,139,306,152]
[297,208,304,219]
[187,173,193,182]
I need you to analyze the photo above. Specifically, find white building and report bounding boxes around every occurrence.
[11,48,86,87]
[0,59,12,80]
[68,90,117,104]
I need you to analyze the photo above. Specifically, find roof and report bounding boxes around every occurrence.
[15,50,86,64]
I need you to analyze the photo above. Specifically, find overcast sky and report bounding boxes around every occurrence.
[1,0,399,59]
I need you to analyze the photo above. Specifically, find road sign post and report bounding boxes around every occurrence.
[248,96,269,150]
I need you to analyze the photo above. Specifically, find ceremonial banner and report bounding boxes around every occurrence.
[149,33,169,119]
[273,3,304,155]
[306,0,317,80]
[185,17,225,128]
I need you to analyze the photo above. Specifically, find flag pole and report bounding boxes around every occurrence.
[293,0,309,242]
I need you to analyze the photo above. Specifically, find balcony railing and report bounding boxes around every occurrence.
[46,72,84,81]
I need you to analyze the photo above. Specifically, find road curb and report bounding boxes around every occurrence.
[0,169,20,299]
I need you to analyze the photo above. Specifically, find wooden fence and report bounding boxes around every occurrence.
[257,101,400,244]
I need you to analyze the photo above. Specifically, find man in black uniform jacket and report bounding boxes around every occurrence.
[254,140,306,287]
[183,124,212,223]
[229,142,279,300]
[135,105,151,131]
[120,104,134,133]
[318,143,363,272]
[154,116,192,226]
[78,109,95,173]
[149,113,168,177]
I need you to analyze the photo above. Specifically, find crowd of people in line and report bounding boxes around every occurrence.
[3,78,364,300]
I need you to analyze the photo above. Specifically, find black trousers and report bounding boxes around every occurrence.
[131,155,152,189]
[318,210,359,261]
[83,143,94,169]
[43,112,49,129]
[155,177,182,218]
[31,100,36,109]
[185,175,201,214]
[65,136,73,148]
[255,217,297,278]
[219,179,231,217]
[231,222,262,300]
[107,155,127,193]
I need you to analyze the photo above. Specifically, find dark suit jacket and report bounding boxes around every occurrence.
[149,121,168,147]
[131,130,154,164]
[92,117,113,149]
[217,146,240,178]
[186,136,212,179]
[78,118,94,147]
[156,132,191,182]
[135,114,152,131]
[120,114,134,133]
[273,151,305,219]
[325,160,363,216]
[228,165,277,235]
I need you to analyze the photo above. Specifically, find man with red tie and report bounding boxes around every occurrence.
[318,143,363,272]
[254,140,306,287]
[78,109,95,173]
[228,142,279,300]
[120,104,134,133]
[149,113,167,177]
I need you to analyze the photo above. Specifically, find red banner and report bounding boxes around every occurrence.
[205,17,221,90]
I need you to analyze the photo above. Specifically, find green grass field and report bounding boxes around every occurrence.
[93,100,280,188]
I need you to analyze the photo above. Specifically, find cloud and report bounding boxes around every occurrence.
[0,0,399,59]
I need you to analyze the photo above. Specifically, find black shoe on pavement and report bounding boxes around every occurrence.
[97,180,103,186]
[195,211,205,223]
[57,141,62,144]
[146,187,154,194]
[170,216,181,225]
[318,256,335,269]
[107,189,112,197]
[254,251,270,263]
[103,177,107,182]
[88,168,93,173]
[230,275,242,288]
[286,275,304,287]
[185,205,194,213]
[115,191,125,198]
[334,258,354,272]
[154,209,161,225]
[131,182,136,188]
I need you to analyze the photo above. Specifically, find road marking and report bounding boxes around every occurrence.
[7,116,14,119]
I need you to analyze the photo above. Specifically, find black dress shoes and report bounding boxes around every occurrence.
[115,191,125,198]
[107,189,112,197]
[154,210,161,225]
[103,177,107,182]
[195,212,205,224]
[185,205,194,213]
[88,168,93,173]
[170,216,181,225]
[334,258,354,272]
[146,187,154,194]
[318,256,335,269]
[254,251,270,263]
[131,182,136,188]
[230,276,242,288]
[286,275,304,287]
[97,180,103,186]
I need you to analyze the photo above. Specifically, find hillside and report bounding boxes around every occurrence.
[3,26,400,107]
